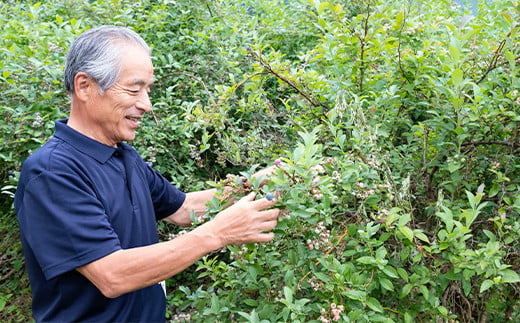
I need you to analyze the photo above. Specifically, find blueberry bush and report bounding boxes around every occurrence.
[1,0,519,322]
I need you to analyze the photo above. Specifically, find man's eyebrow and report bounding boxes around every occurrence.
[131,79,155,88]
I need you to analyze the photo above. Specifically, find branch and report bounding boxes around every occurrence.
[357,0,372,92]
[462,140,520,149]
[249,50,325,108]
[476,30,512,84]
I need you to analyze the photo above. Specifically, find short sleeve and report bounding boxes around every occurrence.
[145,165,186,220]
[17,171,122,280]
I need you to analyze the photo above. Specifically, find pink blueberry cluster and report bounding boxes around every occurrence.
[306,222,331,251]
[319,303,345,322]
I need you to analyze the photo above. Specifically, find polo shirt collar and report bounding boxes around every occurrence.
[54,119,117,164]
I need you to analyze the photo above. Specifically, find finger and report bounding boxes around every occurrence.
[238,191,256,203]
[252,196,277,209]
[259,218,278,232]
[259,208,280,220]
[252,232,275,243]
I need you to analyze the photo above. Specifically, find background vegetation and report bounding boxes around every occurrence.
[1,0,519,322]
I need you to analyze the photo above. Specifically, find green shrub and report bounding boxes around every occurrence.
[1,0,518,322]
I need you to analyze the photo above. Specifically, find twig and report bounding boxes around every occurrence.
[476,31,512,84]
[249,50,325,108]
[462,140,520,149]
[357,0,372,92]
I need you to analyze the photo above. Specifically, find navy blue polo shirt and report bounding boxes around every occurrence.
[14,119,186,322]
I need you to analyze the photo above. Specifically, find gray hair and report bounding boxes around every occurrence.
[64,25,150,94]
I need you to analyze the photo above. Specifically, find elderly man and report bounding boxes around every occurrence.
[14,25,279,322]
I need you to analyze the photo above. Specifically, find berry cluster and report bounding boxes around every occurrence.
[306,222,332,251]
[170,312,191,322]
[319,303,345,322]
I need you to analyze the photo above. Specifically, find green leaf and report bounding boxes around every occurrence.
[366,297,384,313]
[480,279,494,293]
[397,212,410,227]
[502,12,513,25]
[437,207,454,233]
[399,226,414,243]
[357,256,376,264]
[244,299,258,307]
[379,278,394,291]
[375,246,387,260]
[345,289,366,301]
[451,69,463,87]
[283,286,293,304]
[500,269,520,283]
[397,268,409,282]
[438,306,448,316]
[385,207,401,226]
[382,265,399,278]
[449,45,460,62]
[0,296,6,312]
[413,230,430,243]
[419,285,429,299]
[401,284,413,297]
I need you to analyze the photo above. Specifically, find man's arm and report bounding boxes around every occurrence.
[162,188,220,226]
[164,165,277,226]
[77,192,279,298]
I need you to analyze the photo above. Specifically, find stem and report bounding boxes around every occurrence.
[249,50,325,108]
[476,31,511,84]
[357,0,372,93]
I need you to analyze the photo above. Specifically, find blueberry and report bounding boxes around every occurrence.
[266,192,274,201]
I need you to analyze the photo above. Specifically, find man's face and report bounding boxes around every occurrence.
[87,43,154,147]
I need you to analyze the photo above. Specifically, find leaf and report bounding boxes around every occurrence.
[382,265,399,279]
[366,297,384,313]
[451,69,463,87]
[414,230,430,243]
[0,297,6,312]
[501,12,512,25]
[317,2,328,15]
[399,226,414,243]
[401,284,413,297]
[397,212,410,227]
[438,306,448,316]
[283,286,293,304]
[449,45,460,62]
[397,268,409,282]
[375,246,387,260]
[357,256,376,264]
[480,279,494,293]
[437,207,454,233]
[483,230,497,242]
[419,285,429,299]
[244,299,258,307]
[345,289,366,301]
[385,207,401,226]
[379,278,394,291]
[500,269,520,283]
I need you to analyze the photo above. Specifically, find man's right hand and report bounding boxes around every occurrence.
[207,192,280,247]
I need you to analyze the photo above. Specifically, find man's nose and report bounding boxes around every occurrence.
[137,91,152,112]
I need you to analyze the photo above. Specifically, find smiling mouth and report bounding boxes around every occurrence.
[126,116,141,127]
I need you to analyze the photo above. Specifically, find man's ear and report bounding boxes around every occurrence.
[73,72,95,101]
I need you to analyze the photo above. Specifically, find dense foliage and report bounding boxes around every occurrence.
[1,0,519,322]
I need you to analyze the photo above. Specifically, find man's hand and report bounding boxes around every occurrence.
[206,192,279,246]
[252,165,277,181]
